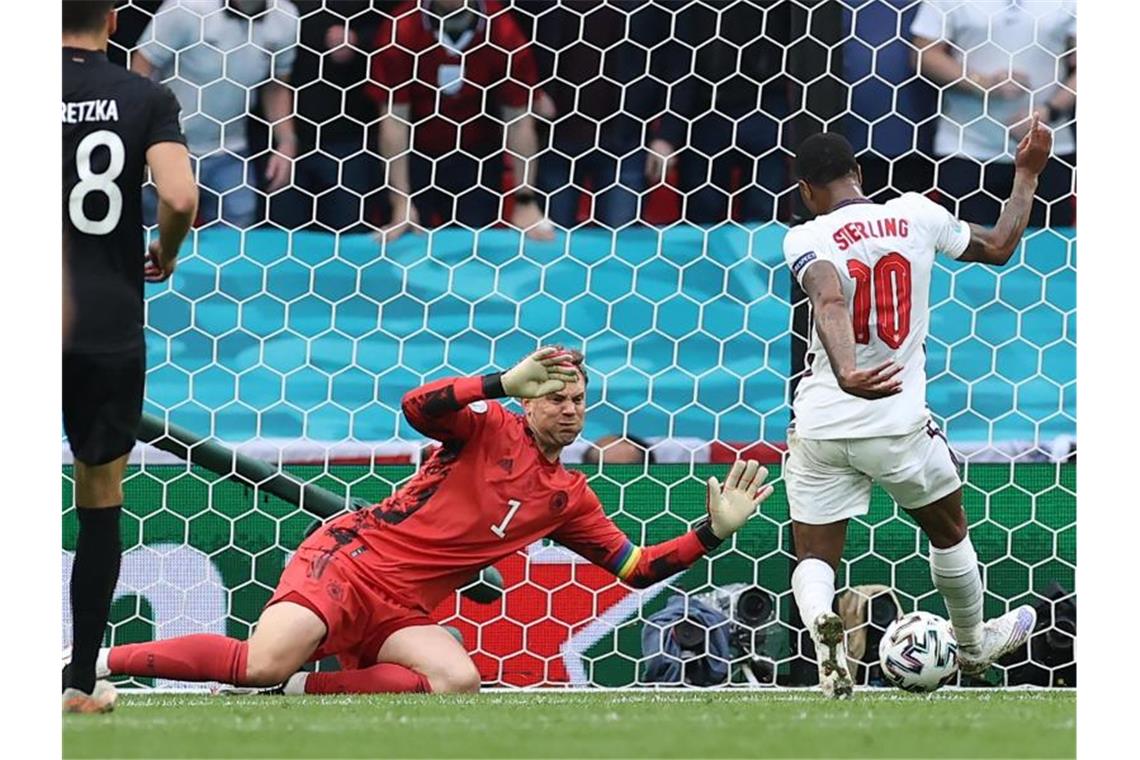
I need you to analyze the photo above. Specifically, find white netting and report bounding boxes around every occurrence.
[62,0,1076,689]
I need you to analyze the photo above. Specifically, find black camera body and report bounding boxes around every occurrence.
[669,585,779,685]
[999,582,1076,687]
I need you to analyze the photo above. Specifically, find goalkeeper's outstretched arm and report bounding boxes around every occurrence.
[551,460,773,588]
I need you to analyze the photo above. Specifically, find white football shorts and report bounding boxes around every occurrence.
[784,419,963,525]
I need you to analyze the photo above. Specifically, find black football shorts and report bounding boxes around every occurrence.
[63,344,145,465]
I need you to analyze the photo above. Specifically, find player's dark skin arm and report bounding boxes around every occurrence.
[958,177,1036,265]
[801,262,903,400]
[958,115,1054,265]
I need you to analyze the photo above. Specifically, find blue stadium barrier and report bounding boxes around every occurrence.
[142,224,1075,448]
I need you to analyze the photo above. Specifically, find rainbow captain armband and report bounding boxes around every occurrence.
[609,523,722,584]
[611,541,644,581]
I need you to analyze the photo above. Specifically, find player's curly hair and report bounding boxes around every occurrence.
[794,132,860,187]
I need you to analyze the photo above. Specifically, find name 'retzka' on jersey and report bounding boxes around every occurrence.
[784,193,972,439]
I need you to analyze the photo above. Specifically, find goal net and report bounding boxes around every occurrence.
[62,0,1076,689]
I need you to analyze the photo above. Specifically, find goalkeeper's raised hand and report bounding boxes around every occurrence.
[705,460,775,539]
[501,347,581,399]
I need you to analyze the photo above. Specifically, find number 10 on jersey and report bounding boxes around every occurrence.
[847,253,912,349]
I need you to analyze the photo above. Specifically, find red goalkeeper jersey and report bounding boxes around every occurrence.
[312,374,722,614]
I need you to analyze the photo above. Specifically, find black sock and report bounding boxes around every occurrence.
[67,506,123,694]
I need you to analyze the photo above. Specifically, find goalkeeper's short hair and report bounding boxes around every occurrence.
[794,132,860,187]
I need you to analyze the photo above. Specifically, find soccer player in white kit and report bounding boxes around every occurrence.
[781,118,1054,698]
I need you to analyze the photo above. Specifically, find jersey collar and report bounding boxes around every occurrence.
[62,46,106,63]
[827,197,875,213]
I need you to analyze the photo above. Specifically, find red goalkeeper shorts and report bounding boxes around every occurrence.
[266,530,433,671]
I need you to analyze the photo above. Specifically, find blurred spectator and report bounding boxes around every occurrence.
[839,0,938,201]
[108,1,162,68]
[524,1,684,229]
[272,1,390,232]
[912,0,1076,227]
[367,0,553,241]
[583,435,655,466]
[133,0,300,228]
[656,0,793,225]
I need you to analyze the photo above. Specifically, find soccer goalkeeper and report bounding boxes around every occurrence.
[75,348,772,694]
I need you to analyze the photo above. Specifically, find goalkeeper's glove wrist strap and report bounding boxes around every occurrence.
[481,372,507,399]
[694,519,724,551]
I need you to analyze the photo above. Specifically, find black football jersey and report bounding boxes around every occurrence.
[62,46,185,353]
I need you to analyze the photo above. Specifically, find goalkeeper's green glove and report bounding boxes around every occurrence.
[704,459,775,539]
[500,346,581,399]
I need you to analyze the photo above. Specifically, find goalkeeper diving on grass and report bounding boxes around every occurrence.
[68,347,773,695]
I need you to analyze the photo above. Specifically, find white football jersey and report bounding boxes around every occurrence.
[784,193,971,439]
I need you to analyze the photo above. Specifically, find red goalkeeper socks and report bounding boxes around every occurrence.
[108,634,249,685]
[108,636,432,693]
[293,663,432,694]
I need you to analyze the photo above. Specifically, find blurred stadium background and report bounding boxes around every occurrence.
[61,0,1076,690]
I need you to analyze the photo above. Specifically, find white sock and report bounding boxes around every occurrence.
[95,648,110,678]
[792,558,836,629]
[282,672,308,696]
[930,536,984,649]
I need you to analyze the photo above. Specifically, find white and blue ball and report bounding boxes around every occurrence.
[878,611,959,693]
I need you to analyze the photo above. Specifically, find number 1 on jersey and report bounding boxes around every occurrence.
[847,252,912,350]
[491,499,522,538]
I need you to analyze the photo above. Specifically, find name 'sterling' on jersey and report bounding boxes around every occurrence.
[61,99,120,124]
[831,217,909,251]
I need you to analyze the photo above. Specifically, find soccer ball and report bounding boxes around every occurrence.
[878,611,959,693]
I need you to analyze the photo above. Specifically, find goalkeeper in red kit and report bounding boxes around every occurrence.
[76,348,774,695]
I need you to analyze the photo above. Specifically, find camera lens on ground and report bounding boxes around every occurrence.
[735,588,773,627]
[671,620,707,652]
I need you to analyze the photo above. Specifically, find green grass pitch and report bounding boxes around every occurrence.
[63,690,1074,758]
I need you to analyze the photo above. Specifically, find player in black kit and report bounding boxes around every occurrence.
[62,1,198,714]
